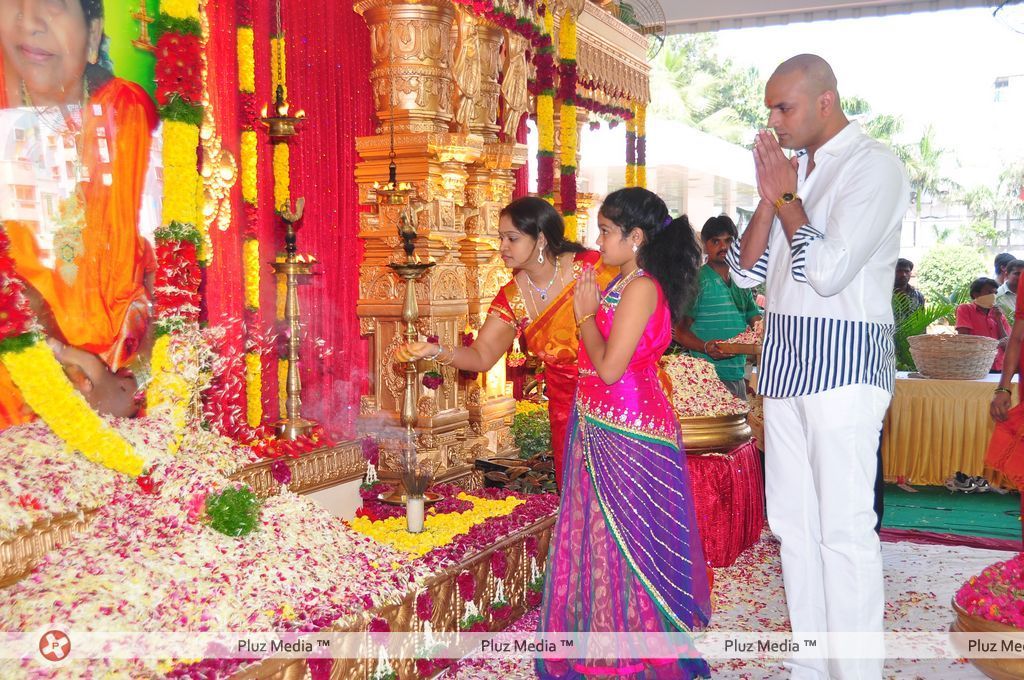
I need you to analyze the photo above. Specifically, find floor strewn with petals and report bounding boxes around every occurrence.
[445,535,1008,679]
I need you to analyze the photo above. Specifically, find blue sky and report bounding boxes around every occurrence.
[712,7,1024,188]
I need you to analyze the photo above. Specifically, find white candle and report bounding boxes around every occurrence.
[406,496,425,533]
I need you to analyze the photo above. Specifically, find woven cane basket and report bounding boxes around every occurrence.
[908,334,998,380]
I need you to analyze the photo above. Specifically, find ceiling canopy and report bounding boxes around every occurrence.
[661,0,999,34]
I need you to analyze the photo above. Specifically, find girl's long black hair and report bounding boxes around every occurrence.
[500,196,585,256]
[599,188,701,324]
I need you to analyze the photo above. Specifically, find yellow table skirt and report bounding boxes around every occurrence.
[882,372,1019,489]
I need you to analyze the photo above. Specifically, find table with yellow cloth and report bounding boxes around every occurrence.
[882,372,1019,490]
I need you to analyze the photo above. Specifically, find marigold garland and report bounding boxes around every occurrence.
[0,230,143,476]
[245,352,263,429]
[635,103,647,189]
[557,10,578,241]
[237,27,256,93]
[240,131,258,205]
[349,493,525,557]
[149,0,205,439]
[535,4,556,202]
[2,342,145,476]
[147,334,191,456]
[270,31,292,421]
[237,0,264,429]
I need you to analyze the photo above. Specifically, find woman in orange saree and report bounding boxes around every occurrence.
[0,0,156,427]
[397,197,614,489]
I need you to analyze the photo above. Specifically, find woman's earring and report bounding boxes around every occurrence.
[632,244,638,254]
[538,250,545,264]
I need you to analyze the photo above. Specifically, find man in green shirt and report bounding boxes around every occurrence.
[674,215,762,399]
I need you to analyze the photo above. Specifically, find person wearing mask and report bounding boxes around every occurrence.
[957,277,1010,372]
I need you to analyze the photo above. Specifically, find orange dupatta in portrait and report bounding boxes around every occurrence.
[0,73,157,427]
[487,250,615,489]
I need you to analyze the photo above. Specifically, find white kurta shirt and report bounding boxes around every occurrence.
[727,121,911,398]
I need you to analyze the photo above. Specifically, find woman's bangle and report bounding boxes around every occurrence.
[577,313,596,327]
[437,345,456,366]
[703,340,712,355]
[424,344,443,361]
[995,387,1012,396]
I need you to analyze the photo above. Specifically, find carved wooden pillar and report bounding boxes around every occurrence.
[355,0,486,487]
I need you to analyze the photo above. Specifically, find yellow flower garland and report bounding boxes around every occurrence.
[537,95,555,154]
[243,238,261,310]
[237,27,256,94]
[245,351,263,429]
[349,493,525,556]
[147,334,191,457]
[563,213,578,242]
[559,102,576,168]
[162,121,202,237]
[160,0,200,20]
[1,340,143,476]
[635,103,646,188]
[240,130,258,204]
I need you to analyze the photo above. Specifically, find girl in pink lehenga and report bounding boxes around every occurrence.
[537,188,712,679]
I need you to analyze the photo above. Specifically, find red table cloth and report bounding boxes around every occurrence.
[686,438,765,567]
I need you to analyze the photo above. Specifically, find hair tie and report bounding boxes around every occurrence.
[651,215,672,237]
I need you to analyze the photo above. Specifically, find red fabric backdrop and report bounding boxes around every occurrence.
[204,2,373,439]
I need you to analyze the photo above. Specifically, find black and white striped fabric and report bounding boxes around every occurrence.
[758,311,895,398]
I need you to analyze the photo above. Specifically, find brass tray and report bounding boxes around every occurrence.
[680,413,752,453]
[715,342,761,356]
[376,491,444,506]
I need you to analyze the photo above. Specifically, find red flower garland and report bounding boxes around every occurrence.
[154,33,203,106]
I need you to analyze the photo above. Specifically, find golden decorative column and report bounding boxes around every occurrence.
[355,0,487,489]
[459,17,527,460]
[359,0,455,134]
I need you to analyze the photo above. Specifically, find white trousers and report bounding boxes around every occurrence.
[764,383,890,680]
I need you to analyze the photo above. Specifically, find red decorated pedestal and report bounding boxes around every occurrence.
[686,438,764,568]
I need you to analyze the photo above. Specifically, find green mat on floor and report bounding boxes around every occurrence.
[882,483,1021,540]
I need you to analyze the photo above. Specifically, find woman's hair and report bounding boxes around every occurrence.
[81,0,104,22]
[79,0,114,86]
[599,188,700,324]
[499,196,585,256]
[700,214,738,243]
[970,276,998,298]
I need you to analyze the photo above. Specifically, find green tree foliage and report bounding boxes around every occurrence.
[916,244,987,303]
[649,35,765,145]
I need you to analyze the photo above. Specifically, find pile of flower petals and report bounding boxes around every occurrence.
[0,417,177,540]
[661,354,748,417]
[955,553,1024,628]
[0,437,557,678]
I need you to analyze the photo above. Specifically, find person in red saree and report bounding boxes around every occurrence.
[396,196,615,489]
[0,0,154,427]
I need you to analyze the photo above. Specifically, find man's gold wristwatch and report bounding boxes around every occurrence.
[774,192,799,210]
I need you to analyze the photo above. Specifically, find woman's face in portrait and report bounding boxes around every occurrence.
[498,214,542,270]
[0,0,103,105]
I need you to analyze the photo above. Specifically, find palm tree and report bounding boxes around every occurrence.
[903,125,959,245]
